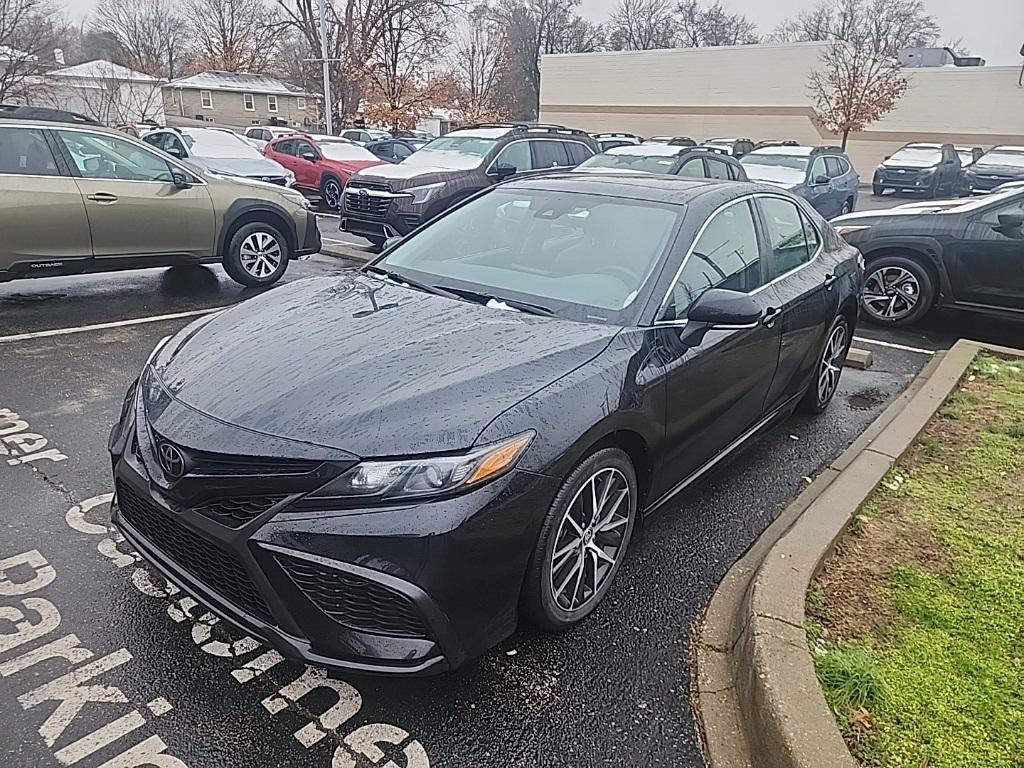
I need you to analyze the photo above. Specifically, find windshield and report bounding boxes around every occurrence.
[957,150,975,165]
[320,142,378,161]
[378,189,681,324]
[401,135,498,170]
[978,150,1024,168]
[184,130,264,159]
[577,152,677,174]
[740,153,808,185]
[889,146,942,164]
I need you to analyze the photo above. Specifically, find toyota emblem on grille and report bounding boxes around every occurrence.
[157,442,186,479]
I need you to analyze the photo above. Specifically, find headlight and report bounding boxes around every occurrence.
[307,432,534,503]
[403,182,444,205]
[920,167,936,176]
[284,170,296,187]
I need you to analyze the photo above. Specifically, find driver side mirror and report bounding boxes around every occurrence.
[678,289,762,346]
[383,235,403,250]
[813,174,830,185]
[995,212,1024,232]
[489,162,517,180]
[171,170,192,189]
[166,145,183,158]
[300,151,317,163]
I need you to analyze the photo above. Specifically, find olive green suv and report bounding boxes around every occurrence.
[0,119,320,287]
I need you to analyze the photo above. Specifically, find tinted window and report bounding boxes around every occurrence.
[58,130,172,182]
[564,142,591,165]
[810,156,827,181]
[294,140,317,158]
[662,199,762,321]
[532,140,569,169]
[705,157,730,180]
[493,141,532,173]
[825,157,844,178]
[675,158,705,178]
[760,197,813,276]
[0,127,59,176]
[978,196,1024,225]
[275,139,297,155]
[393,142,413,159]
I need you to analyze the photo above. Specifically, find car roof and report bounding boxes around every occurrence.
[0,117,121,136]
[746,145,816,157]
[444,126,511,139]
[605,143,683,157]
[901,143,943,149]
[499,172,768,205]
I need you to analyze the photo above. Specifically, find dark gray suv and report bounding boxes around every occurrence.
[340,123,598,246]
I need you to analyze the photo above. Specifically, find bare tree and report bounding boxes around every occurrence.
[607,0,675,51]
[675,1,758,47]
[46,64,164,124]
[0,0,62,103]
[809,38,908,149]
[772,0,940,59]
[92,0,189,79]
[452,7,509,121]
[187,0,282,73]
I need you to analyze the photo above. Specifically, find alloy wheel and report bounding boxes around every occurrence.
[840,200,852,215]
[324,180,341,210]
[861,266,920,321]
[239,231,283,279]
[548,467,631,613]
[817,321,847,404]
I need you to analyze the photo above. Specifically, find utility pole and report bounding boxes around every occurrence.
[317,0,334,134]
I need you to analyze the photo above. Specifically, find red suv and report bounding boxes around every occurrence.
[264,135,384,210]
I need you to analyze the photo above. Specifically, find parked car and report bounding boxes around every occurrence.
[340,128,392,145]
[0,119,318,288]
[243,125,302,150]
[962,146,1024,194]
[740,145,859,218]
[702,137,755,157]
[871,143,961,197]
[574,144,747,181]
[834,189,1024,325]
[365,137,429,163]
[108,173,861,676]
[753,140,799,151]
[954,145,985,196]
[340,122,598,247]
[591,132,644,152]
[264,135,385,211]
[144,127,295,187]
[646,136,696,146]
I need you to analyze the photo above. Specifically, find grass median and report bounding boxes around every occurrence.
[806,354,1024,768]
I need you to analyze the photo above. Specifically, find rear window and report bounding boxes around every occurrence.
[532,140,569,169]
[0,127,59,176]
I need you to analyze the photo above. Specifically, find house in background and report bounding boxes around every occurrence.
[35,60,165,125]
[164,71,319,130]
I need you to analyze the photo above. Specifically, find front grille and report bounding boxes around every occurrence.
[276,554,431,639]
[194,495,287,528]
[249,175,287,186]
[117,481,275,625]
[149,430,322,476]
[344,190,391,220]
[346,179,391,192]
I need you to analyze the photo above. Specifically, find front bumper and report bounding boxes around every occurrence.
[875,170,933,190]
[296,211,321,257]
[109,400,556,676]
[968,174,1020,193]
[339,185,425,241]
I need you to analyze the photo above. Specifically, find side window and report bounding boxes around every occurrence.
[727,161,743,181]
[977,197,1024,225]
[493,141,532,173]
[760,197,814,276]
[705,157,730,179]
[564,142,592,165]
[532,140,569,169]
[0,127,60,176]
[295,140,317,159]
[56,130,173,182]
[810,156,827,182]
[801,210,821,254]
[675,158,705,178]
[662,199,763,321]
[276,139,297,156]
[162,134,187,158]
[393,142,413,160]
[825,157,844,178]
[142,132,163,148]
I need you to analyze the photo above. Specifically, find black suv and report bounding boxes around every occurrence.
[872,143,961,197]
[340,123,598,246]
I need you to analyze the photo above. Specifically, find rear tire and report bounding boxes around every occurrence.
[860,255,934,326]
[798,314,851,414]
[223,222,290,287]
[521,447,638,632]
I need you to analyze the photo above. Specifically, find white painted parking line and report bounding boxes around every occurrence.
[0,307,226,344]
[853,336,936,356]
[315,212,341,220]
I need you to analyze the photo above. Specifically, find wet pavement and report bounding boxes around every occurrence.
[1,247,1020,768]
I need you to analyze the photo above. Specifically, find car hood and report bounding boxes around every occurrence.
[970,163,1024,178]
[353,162,470,187]
[739,164,804,187]
[194,156,288,179]
[325,158,385,175]
[880,158,939,170]
[152,273,619,457]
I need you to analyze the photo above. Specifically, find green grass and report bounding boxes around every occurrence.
[809,356,1024,768]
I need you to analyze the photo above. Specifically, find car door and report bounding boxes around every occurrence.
[0,125,93,271]
[755,195,836,409]
[54,129,216,260]
[653,198,783,489]
[292,139,321,190]
[804,155,835,216]
[271,138,298,175]
[950,197,1024,310]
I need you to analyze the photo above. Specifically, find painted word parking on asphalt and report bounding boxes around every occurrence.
[58,494,430,768]
[0,408,68,466]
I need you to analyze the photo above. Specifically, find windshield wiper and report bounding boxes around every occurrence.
[444,287,556,317]
[362,265,462,301]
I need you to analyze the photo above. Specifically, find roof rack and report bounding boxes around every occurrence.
[593,131,643,139]
[460,121,591,138]
[813,145,845,153]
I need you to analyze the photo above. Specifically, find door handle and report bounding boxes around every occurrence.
[86,192,118,204]
[824,272,838,291]
[761,306,782,327]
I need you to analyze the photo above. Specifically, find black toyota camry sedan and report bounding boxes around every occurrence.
[833,189,1024,326]
[109,174,862,675]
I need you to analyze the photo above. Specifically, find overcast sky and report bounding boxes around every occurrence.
[59,0,1024,65]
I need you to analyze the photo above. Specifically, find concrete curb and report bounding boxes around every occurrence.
[319,242,373,263]
[695,339,1022,768]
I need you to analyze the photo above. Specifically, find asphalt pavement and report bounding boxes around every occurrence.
[1,199,1019,768]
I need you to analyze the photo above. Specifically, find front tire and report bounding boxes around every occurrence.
[798,314,851,414]
[860,255,934,326]
[320,175,343,212]
[872,184,884,196]
[223,222,290,287]
[521,448,638,632]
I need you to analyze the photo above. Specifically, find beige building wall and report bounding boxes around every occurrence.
[163,87,314,130]
[539,43,1024,177]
